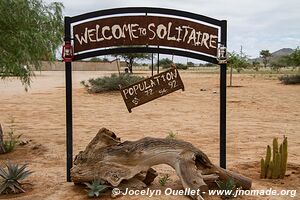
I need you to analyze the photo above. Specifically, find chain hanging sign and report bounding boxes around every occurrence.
[73,16,219,57]
[120,68,184,112]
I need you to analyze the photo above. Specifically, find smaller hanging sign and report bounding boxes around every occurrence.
[120,68,184,112]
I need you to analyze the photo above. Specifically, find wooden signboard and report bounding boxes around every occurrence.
[73,16,219,56]
[120,68,184,112]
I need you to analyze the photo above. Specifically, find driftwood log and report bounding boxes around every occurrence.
[71,128,251,199]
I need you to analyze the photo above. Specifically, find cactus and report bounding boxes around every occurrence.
[265,145,271,176]
[280,136,288,178]
[260,145,271,178]
[272,152,280,179]
[273,138,278,161]
[260,158,265,178]
[260,136,288,179]
[266,161,273,179]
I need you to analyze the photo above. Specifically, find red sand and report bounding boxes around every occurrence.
[0,71,299,200]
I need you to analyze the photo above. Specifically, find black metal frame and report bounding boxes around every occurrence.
[64,7,227,182]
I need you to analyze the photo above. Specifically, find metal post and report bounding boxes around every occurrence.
[151,53,154,76]
[220,20,227,169]
[157,46,160,74]
[64,16,73,182]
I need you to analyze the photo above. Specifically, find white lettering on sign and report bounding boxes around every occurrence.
[122,70,178,100]
[75,22,218,50]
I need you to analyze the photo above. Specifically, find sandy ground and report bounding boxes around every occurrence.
[0,71,299,200]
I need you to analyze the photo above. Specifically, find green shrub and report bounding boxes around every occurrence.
[81,74,144,93]
[215,179,236,199]
[161,65,171,69]
[160,58,173,69]
[84,180,109,198]
[3,130,21,153]
[158,174,170,186]
[0,162,33,194]
[278,74,300,84]
[175,63,188,70]
[166,131,177,139]
[0,121,21,154]
[161,63,188,70]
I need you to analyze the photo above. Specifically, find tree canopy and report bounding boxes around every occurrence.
[159,58,173,67]
[0,0,64,90]
[259,50,272,68]
[228,52,249,73]
[115,53,151,73]
[227,51,249,86]
[269,47,300,71]
[286,47,300,67]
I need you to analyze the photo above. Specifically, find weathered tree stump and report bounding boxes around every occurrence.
[71,128,251,199]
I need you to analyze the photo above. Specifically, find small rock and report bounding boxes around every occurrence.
[19,139,30,146]
[32,144,42,150]
[213,91,217,94]
[200,88,207,91]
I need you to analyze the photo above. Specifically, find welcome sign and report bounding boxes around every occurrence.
[73,16,219,56]
[120,68,184,112]
[64,8,228,181]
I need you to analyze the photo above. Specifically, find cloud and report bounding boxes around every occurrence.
[46,0,300,60]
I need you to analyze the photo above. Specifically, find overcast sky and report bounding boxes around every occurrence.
[46,0,300,62]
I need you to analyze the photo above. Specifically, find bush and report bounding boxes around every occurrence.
[81,74,144,93]
[0,121,21,154]
[176,63,188,70]
[187,61,195,67]
[158,174,170,186]
[278,74,300,85]
[215,179,236,199]
[84,180,109,198]
[162,63,188,70]
[3,130,20,153]
[162,64,171,69]
[0,162,33,194]
[166,131,177,139]
[148,65,158,70]
[159,58,173,67]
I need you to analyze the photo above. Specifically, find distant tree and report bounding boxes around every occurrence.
[286,47,300,67]
[270,62,285,72]
[90,57,103,62]
[228,52,249,86]
[175,63,188,70]
[102,58,109,62]
[89,57,110,62]
[0,0,64,90]
[228,52,249,73]
[115,53,151,73]
[187,61,195,67]
[201,63,216,67]
[160,58,173,69]
[260,50,272,68]
[252,60,260,71]
[270,55,291,72]
[160,58,173,66]
[265,48,300,72]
